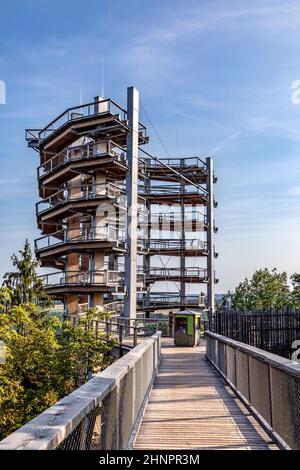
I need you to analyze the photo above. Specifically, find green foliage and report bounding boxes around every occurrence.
[290,273,300,308]
[3,239,51,308]
[219,268,293,311]
[0,298,116,440]
[0,287,12,312]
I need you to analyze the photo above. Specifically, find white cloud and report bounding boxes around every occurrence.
[288,186,300,196]
[208,131,242,155]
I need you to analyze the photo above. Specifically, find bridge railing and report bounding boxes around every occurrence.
[212,309,300,358]
[206,331,300,450]
[0,332,161,450]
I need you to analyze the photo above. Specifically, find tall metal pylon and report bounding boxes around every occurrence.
[124,87,139,319]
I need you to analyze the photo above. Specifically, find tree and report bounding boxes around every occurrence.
[3,239,51,308]
[219,268,291,311]
[0,294,116,440]
[0,241,117,439]
[290,273,300,308]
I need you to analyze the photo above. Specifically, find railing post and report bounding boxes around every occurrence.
[134,327,138,347]
[268,364,273,428]
[118,322,123,352]
[247,354,251,403]
[105,318,109,335]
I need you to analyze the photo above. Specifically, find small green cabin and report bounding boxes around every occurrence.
[172,310,201,346]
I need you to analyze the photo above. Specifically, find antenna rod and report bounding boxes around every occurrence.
[101,59,104,98]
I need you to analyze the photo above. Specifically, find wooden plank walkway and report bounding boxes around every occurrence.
[134,340,278,450]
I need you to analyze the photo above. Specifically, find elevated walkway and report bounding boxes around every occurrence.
[4,333,298,450]
[134,340,278,450]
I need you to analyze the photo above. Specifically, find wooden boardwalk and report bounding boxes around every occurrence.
[134,340,278,450]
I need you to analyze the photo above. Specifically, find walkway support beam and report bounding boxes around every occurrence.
[124,87,139,319]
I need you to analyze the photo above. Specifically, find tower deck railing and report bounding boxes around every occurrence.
[146,266,208,280]
[36,182,124,215]
[35,226,126,252]
[144,156,207,171]
[139,183,207,197]
[137,293,206,309]
[38,140,127,179]
[40,270,146,290]
[148,238,207,251]
[25,98,147,143]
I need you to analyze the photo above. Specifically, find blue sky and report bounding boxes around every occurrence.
[1,0,300,292]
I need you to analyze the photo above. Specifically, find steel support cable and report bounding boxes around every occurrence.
[154,243,171,297]
[137,143,206,189]
[172,224,185,297]
[139,146,204,192]
[138,103,208,195]
[127,106,207,308]
[139,160,206,215]
[137,161,195,200]
[187,236,200,296]
[141,154,207,196]
[140,102,172,160]
[158,253,171,292]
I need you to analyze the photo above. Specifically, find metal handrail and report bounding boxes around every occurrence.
[138,147,209,195]
[40,269,125,287]
[67,313,169,344]
[145,156,207,170]
[137,293,206,308]
[138,212,208,231]
[26,98,147,142]
[37,140,127,179]
[146,267,208,278]
[146,211,207,223]
[40,269,146,290]
[148,239,207,250]
[25,129,40,140]
[36,182,124,215]
[104,300,124,314]
[139,184,207,197]
[205,331,300,450]
[35,226,126,251]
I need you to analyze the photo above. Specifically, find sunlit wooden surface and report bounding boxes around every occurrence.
[134,339,278,450]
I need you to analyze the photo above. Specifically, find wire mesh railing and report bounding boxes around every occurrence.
[35,226,126,252]
[206,331,300,450]
[36,182,124,215]
[148,238,207,252]
[40,270,124,287]
[0,332,161,450]
[25,98,148,143]
[146,266,208,281]
[137,293,206,309]
[144,156,207,172]
[40,269,146,292]
[66,312,170,345]
[144,210,207,226]
[139,183,207,198]
[37,140,127,179]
